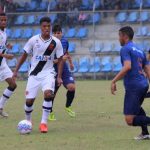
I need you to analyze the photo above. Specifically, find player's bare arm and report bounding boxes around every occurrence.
[111,60,131,95]
[0,53,14,59]
[57,56,63,86]
[62,53,74,71]
[144,65,150,79]
[67,53,74,71]
[13,52,28,79]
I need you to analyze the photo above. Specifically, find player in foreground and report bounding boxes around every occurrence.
[111,26,150,140]
[13,17,64,133]
[48,24,76,121]
[0,13,17,117]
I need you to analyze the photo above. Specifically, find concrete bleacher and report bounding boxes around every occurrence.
[5,0,150,79]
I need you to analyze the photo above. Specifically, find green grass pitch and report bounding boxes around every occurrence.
[0,80,150,150]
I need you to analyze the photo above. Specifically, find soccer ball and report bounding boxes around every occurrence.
[17,120,32,134]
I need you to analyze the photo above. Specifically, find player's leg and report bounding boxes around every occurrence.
[25,98,35,122]
[24,76,40,122]
[0,67,17,117]
[63,75,76,117]
[40,74,55,133]
[66,83,75,108]
[124,87,150,140]
[48,80,60,121]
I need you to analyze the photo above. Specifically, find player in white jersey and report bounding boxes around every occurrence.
[13,17,64,133]
[0,13,17,117]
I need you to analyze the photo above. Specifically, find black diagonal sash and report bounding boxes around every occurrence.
[30,39,56,76]
[0,49,6,66]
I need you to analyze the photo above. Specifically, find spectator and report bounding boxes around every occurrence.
[78,11,89,26]
[0,5,3,13]
[114,0,121,10]
[67,6,79,27]
[75,0,82,8]
[57,0,68,11]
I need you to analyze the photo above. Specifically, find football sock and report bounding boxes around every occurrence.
[133,115,150,127]
[41,98,52,124]
[0,87,15,109]
[138,108,149,135]
[24,103,33,121]
[66,90,75,107]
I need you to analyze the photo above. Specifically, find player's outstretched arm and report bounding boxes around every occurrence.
[111,60,131,95]
[0,53,14,59]
[13,52,28,79]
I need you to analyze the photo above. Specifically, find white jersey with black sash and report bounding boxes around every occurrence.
[23,34,64,77]
[0,29,7,69]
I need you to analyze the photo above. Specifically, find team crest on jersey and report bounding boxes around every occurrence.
[48,43,55,51]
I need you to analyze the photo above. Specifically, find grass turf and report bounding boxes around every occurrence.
[0,80,150,150]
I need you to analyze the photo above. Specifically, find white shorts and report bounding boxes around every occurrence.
[0,64,13,81]
[25,73,55,99]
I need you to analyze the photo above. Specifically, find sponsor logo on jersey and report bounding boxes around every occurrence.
[132,47,143,55]
[36,55,52,61]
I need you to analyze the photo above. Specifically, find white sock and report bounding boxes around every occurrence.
[0,88,13,109]
[41,101,52,124]
[24,104,33,121]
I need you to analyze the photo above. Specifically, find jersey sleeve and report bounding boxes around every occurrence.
[120,47,131,63]
[23,37,33,54]
[55,39,64,58]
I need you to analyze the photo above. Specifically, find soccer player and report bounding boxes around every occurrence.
[13,17,64,133]
[0,13,17,117]
[48,24,76,121]
[111,26,150,140]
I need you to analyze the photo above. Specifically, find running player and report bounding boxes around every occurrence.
[13,17,64,133]
[111,26,150,140]
[48,24,76,121]
[0,13,17,117]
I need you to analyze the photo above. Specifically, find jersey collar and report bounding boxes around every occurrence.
[39,34,52,43]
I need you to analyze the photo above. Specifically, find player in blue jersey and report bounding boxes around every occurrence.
[48,24,76,120]
[111,26,150,140]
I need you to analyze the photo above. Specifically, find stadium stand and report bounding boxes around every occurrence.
[2,0,150,79]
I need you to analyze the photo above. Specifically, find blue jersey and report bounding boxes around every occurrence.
[120,41,149,90]
[61,38,69,54]
[54,38,69,73]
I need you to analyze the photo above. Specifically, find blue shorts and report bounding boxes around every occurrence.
[62,63,75,87]
[55,62,75,88]
[62,72,75,87]
[124,86,148,115]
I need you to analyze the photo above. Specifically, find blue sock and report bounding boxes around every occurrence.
[138,108,149,135]
[133,116,150,126]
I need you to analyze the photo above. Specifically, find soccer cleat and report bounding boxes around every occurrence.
[0,109,8,117]
[48,112,56,121]
[65,106,75,118]
[134,134,150,140]
[39,123,48,133]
